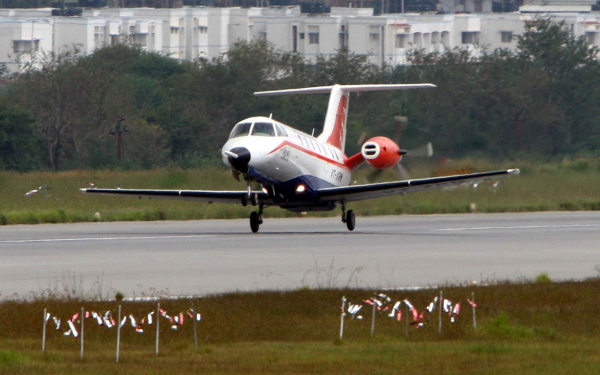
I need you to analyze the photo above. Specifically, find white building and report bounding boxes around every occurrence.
[1,6,600,72]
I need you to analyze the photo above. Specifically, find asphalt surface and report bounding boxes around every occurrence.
[0,212,599,299]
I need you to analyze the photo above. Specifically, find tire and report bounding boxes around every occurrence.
[250,211,260,233]
[346,210,355,231]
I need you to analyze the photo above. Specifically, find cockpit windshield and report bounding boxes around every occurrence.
[229,123,252,138]
[251,122,276,137]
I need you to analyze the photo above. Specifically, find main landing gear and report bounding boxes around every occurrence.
[341,203,355,231]
[250,204,264,233]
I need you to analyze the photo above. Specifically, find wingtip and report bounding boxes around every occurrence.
[507,169,520,176]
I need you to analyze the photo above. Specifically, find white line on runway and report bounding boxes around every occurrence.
[434,224,600,231]
[0,235,214,244]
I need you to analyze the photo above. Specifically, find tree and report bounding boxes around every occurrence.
[0,103,42,171]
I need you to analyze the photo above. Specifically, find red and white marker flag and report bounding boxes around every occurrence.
[388,301,401,318]
[467,299,477,307]
[67,320,78,337]
[443,299,452,314]
[426,297,439,313]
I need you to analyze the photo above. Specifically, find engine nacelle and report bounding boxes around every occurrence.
[361,136,403,169]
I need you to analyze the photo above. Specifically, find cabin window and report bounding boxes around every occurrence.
[275,124,288,137]
[229,123,252,138]
[251,122,276,137]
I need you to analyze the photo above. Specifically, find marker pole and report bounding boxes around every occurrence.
[339,296,346,341]
[80,307,85,359]
[155,303,160,356]
[405,303,409,338]
[116,305,121,363]
[42,308,47,354]
[438,291,443,335]
[472,291,477,333]
[370,302,376,337]
[192,304,198,350]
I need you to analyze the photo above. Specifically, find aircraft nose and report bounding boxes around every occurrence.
[226,147,251,173]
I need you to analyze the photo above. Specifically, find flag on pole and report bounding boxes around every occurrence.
[467,299,477,307]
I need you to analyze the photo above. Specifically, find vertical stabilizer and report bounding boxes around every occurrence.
[317,85,348,152]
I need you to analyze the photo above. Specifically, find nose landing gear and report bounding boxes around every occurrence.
[250,204,264,233]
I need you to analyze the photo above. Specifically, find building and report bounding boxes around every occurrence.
[1,5,600,72]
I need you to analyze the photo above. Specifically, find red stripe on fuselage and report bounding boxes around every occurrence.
[268,140,357,170]
[326,95,347,149]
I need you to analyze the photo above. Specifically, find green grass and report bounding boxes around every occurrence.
[2,158,600,224]
[0,279,599,374]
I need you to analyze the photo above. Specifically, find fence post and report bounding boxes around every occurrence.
[405,303,409,338]
[116,305,122,363]
[42,308,47,354]
[370,302,376,338]
[192,304,198,350]
[155,302,160,356]
[80,307,85,359]
[339,296,346,341]
[472,291,477,333]
[438,291,443,335]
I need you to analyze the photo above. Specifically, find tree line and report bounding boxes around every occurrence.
[1,17,599,171]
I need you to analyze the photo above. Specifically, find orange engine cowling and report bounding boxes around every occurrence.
[361,136,402,169]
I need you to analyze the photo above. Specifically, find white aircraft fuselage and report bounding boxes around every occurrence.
[222,116,357,211]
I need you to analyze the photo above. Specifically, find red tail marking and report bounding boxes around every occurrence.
[344,152,365,171]
[326,95,347,149]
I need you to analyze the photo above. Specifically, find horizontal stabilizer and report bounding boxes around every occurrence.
[254,83,436,96]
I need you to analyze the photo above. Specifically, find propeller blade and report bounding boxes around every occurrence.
[407,142,433,158]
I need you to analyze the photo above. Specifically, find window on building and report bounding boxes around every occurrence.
[13,40,39,53]
[461,32,479,44]
[300,32,305,39]
[369,26,380,42]
[395,34,409,48]
[308,26,319,44]
[501,31,512,43]
[586,32,597,45]
[474,1,483,12]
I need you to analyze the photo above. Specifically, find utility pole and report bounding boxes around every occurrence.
[109,117,128,161]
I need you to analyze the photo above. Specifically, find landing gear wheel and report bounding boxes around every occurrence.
[251,193,258,206]
[345,210,355,231]
[250,211,261,233]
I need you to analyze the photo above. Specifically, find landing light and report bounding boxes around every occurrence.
[296,184,306,193]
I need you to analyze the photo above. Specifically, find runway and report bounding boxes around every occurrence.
[0,212,599,299]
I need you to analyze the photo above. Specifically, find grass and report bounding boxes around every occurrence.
[0,279,599,374]
[2,157,600,225]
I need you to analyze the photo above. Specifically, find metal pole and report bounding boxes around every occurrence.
[472,291,477,333]
[405,303,409,338]
[42,308,47,354]
[116,305,121,363]
[370,302,376,337]
[438,291,443,335]
[192,304,198,350]
[80,307,84,359]
[339,296,346,341]
[155,303,160,356]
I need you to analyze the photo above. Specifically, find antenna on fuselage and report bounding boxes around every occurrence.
[269,113,273,119]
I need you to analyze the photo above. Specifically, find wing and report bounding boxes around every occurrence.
[316,169,520,203]
[80,188,270,205]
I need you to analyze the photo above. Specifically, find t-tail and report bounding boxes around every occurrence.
[254,83,435,154]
